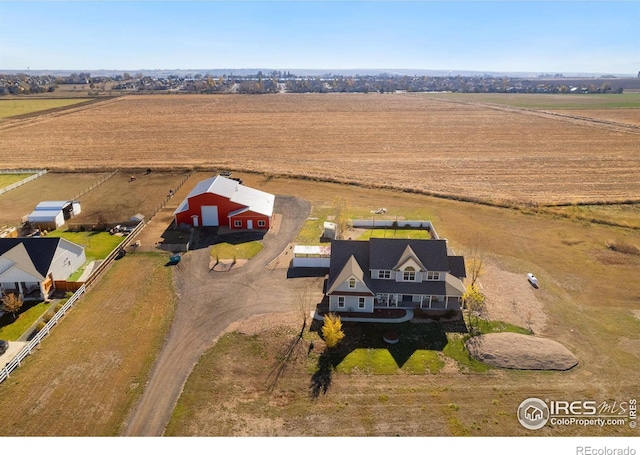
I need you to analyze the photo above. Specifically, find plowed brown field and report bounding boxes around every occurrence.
[1,93,638,204]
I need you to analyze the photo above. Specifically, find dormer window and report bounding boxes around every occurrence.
[348,277,356,288]
[403,266,416,281]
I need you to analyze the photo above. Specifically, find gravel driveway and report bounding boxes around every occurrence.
[122,196,322,436]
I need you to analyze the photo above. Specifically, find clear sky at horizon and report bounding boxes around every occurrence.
[0,1,638,74]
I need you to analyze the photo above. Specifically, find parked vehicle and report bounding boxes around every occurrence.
[169,254,181,265]
[527,273,539,287]
[0,340,9,356]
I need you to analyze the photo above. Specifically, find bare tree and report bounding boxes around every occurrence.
[334,198,352,240]
[465,233,486,287]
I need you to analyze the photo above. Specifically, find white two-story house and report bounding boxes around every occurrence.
[326,238,466,313]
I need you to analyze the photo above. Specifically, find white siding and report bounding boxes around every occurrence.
[329,295,374,313]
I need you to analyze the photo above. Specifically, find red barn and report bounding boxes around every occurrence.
[174,175,275,230]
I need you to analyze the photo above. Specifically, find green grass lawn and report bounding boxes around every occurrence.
[209,241,264,259]
[0,173,31,189]
[0,99,93,118]
[357,228,431,240]
[0,301,49,340]
[49,230,124,260]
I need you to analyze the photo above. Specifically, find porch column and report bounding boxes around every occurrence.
[17,281,24,300]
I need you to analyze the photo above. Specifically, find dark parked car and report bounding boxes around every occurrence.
[0,340,8,356]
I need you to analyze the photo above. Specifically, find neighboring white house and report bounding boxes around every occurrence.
[0,237,86,301]
[326,238,466,314]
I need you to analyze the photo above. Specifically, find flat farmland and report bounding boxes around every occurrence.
[0,172,110,225]
[1,94,639,204]
[0,98,94,119]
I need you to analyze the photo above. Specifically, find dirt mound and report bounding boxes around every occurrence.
[466,332,578,370]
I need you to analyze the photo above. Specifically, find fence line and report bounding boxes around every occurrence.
[0,170,47,196]
[351,219,439,239]
[0,219,147,384]
[0,170,194,383]
[71,170,118,201]
[0,284,86,384]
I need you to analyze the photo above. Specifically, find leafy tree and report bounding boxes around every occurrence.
[1,293,23,320]
[463,284,486,336]
[322,313,345,348]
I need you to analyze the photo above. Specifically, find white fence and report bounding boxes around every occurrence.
[352,220,439,239]
[0,170,47,196]
[0,284,86,384]
[0,220,147,384]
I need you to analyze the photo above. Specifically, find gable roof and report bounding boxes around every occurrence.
[327,255,370,295]
[174,175,275,217]
[369,238,451,271]
[327,238,466,298]
[0,238,62,278]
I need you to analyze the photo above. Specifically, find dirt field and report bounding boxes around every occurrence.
[0,172,110,225]
[71,170,191,224]
[0,93,639,204]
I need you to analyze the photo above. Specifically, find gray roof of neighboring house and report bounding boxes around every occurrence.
[0,238,62,278]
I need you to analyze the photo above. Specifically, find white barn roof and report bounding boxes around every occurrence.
[175,175,274,217]
[35,201,72,211]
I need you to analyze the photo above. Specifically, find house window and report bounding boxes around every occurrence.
[377,270,390,279]
[258,220,266,227]
[337,297,345,308]
[403,266,416,281]
[358,298,366,309]
[427,271,440,280]
[348,278,356,289]
[234,220,242,227]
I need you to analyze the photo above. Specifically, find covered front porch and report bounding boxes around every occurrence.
[375,293,461,310]
[0,277,51,301]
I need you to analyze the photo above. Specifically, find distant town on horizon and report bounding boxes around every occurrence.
[2,69,639,96]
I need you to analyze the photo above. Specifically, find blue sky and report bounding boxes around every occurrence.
[0,1,638,74]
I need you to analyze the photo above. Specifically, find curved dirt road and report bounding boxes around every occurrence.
[122,196,317,436]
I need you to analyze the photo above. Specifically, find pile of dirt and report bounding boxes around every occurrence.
[466,332,578,370]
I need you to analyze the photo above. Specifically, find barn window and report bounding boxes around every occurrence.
[234,220,242,227]
[258,220,266,227]
[348,278,356,288]
[403,267,416,281]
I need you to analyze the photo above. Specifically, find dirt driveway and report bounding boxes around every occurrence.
[122,196,325,436]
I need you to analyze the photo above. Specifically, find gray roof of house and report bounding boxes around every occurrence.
[369,238,451,271]
[327,238,466,297]
[0,238,62,277]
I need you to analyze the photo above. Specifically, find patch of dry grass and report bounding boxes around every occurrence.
[0,252,176,436]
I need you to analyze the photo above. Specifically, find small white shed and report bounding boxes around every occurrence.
[292,245,331,268]
[28,209,65,229]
